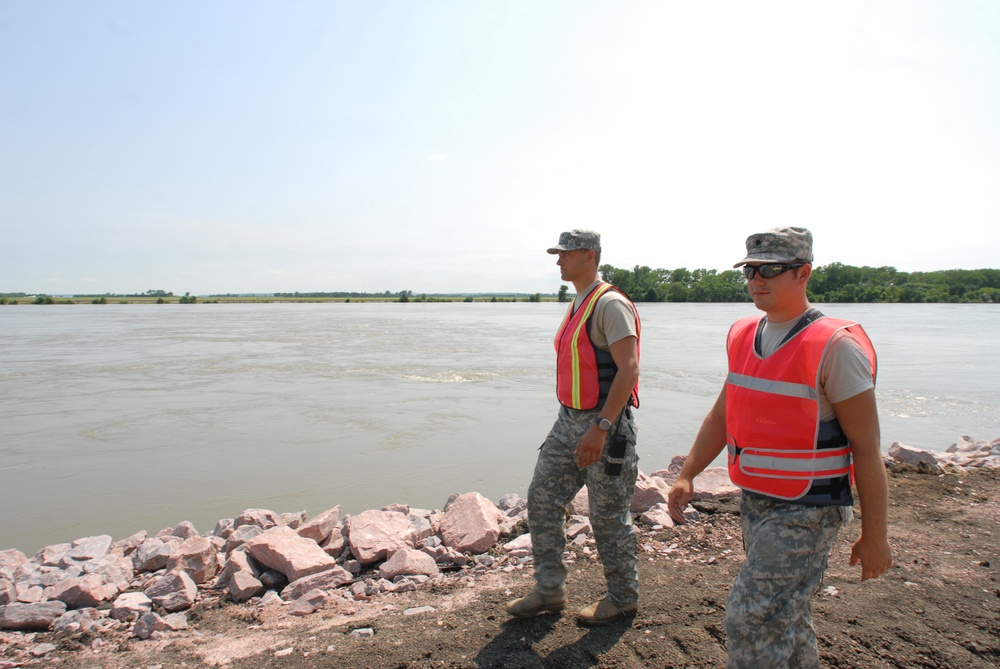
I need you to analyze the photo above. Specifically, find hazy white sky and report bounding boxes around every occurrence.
[2,1,998,295]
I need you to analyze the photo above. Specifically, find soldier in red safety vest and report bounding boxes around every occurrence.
[506,229,642,625]
[668,227,892,669]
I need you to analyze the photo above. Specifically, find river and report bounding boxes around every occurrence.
[1,302,997,553]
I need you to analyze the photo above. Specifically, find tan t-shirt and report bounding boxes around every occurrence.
[572,280,639,350]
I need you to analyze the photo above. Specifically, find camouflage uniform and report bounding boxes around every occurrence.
[527,404,639,609]
[724,492,843,669]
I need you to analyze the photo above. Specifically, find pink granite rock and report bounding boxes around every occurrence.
[0,550,27,572]
[282,566,354,601]
[379,548,440,579]
[111,592,153,621]
[244,525,339,581]
[166,537,220,584]
[45,573,113,609]
[630,473,671,513]
[347,510,415,566]
[234,508,282,531]
[144,570,198,612]
[568,487,589,515]
[228,571,265,602]
[438,492,502,555]
[297,505,343,544]
[62,535,113,564]
[0,601,67,631]
[889,442,941,466]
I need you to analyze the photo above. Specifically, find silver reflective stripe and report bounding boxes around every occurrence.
[727,372,819,401]
[728,444,852,473]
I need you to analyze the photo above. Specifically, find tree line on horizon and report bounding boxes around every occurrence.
[599,263,1000,303]
[4,264,999,305]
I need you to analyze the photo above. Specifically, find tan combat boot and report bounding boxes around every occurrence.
[577,598,637,625]
[505,590,566,618]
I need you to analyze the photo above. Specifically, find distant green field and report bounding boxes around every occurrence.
[1,294,559,305]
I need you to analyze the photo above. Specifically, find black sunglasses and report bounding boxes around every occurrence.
[742,263,803,280]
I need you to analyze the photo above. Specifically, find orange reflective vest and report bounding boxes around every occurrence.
[726,314,876,500]
[554,282,640,410]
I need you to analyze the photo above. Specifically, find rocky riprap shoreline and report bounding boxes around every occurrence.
[1,436,997,667]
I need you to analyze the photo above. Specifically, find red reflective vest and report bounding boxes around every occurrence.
[726,314,876,500]
[554,282,640,410]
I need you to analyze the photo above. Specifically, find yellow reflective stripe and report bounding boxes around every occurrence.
[568,283,612,409]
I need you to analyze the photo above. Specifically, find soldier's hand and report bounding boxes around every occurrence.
[849,534,893,580]
[575,427,605,467]
[667,479,694,524]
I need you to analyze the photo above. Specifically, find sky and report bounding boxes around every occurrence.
[1,1,998,295]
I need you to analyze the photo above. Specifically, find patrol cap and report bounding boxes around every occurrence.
[547,229,601,254]
[734,226,813,267]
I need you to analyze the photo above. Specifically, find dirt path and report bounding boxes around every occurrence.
[6,466,999,669]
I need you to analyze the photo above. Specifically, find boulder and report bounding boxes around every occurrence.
[0,550,27,572]
[225,525,265,554]
[690,468,740,500]
[53,608,114,634]
[438,492,503,555]
[159,612,188,631]
[226,571,267,602]
[166,537,220,584]
[0,578,14,606]
[321,526,347,556]
[566,516,592,539]
[34,543,71,567]
[639,503,676,528]
[229,571,266,602]
[502,533,532,552]
[63,535,113,563]
[282,567,354,601]
[947,436,992,455]
[288,588,327,616]
[347,509,416,565]
[280,511,307,528]
[133,537,176,573]
[234,508,282,531]
[889,442,941,466]
[379,548,440,579]
[144,570,198,612]
[16,582,45,604]
[0,601,67,631]
[297,505,343,544]
[111,592,153,621]
[244,525,339,582]
[630,473,671,513]
[498,493,527,514]
[111,530,147,557]
[651,465,739,500]
[160,520,200,540]
[45,573,114,609]
[568,487,589,516]
[213,518,235,540]
[132,611,160,640]
[82,554,134,593]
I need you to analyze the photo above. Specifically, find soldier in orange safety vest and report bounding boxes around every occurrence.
[668,227,892,669]
[506,229,642,626]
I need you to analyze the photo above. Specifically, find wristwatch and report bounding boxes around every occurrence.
[595,417,613,431]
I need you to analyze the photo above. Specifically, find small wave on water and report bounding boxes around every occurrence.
[400,372,476,384]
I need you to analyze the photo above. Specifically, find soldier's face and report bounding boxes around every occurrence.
[557,249,592,281]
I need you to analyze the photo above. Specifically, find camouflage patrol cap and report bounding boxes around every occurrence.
[547,229,601,254]
[734,226,813,267]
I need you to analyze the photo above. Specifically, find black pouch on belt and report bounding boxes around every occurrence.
[604,431,628,476]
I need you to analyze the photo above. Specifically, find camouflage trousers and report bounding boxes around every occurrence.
[526,405,639,608]
[725,492,844,669]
